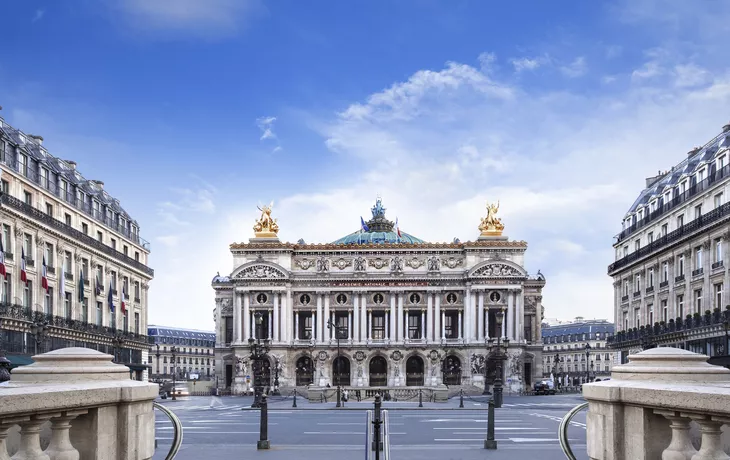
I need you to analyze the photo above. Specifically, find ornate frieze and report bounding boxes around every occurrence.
[442,257,464,269]
[235,265,286,279]
[427,256,440,271]
[472,263,523,277]
[354,257,366,272]
[316,257,330,273]
[406,257,424,269]
[390,256,404,272]
[332,258,352,270]
[295,258,314,270]
[369,258,389,270]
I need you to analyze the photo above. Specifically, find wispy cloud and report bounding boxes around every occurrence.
[256,116,277,140]
[559,57,587,78]
[511,56,547,73]
[32,9,45,23]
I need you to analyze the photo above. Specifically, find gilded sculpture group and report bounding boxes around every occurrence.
[253,200,504,238]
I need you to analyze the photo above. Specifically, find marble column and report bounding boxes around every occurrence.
[441,310,446,339]
[353,294,360,344]
[501,308,506,338]
[465,286,472,343]
[251,310,256,339]
[421,309,426,340]
[295,312,300,341]
[348,311,353,341]
[360,293,367,342]
[234,292,241,343]
[367,310,372,341]
[283,289,292,343]
[507,290,514,340]
[397,293,404,341]
[273,293,280,342]
[435,293,441,342]
[404,308,410,340]
[316,294,323,343]
[457,310,463,340]
[427,293,434,342]
[385,312,390,341]
[312,311,317,342]
[485,307,490,339]
[324,293,331,341]
[516,290,523,343]
[477,291,484,341]
[242,292,250,341]
[390,292,397,340]
[268,310,273,339]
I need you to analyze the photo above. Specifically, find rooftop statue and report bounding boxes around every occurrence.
[253,202,280,238]
[479,200,505,237]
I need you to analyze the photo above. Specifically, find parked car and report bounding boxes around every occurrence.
[534,380,556,395]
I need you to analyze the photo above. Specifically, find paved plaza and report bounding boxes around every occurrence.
[153,393,588,460]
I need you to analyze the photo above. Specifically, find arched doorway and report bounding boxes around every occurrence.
[369,356,387,386]
[406,356,424,386]
[442,355,462,386]
[332,356,351,386]
[296,356,314,386]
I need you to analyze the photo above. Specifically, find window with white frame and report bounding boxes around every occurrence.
[677,215,684,228]
[635,308,641,328]
[64,251,72,273]
[1,274,10,304]
[635,240,640,251]
[23,281,32,308]
[661,223,668,236]
[64,292,72,319]
[44,287,54,315]
[662,261,669,282]
[695,204,703,219]
[677,294,684,318]
[719,154,727,171]
[623,280,629,296]
[23,234,33,260]
[648,232,654,244]
[678,254,685,276]
[715,283,723,309]
[661,299,668,322]
[716,193,724,208]
[634,273,641,292]
[648,304,654,325]
[45,242,54,267]
[696,246,703,269]
[648,268,654,287]
[695,289,703,313]
[716,238,723,263]
[2,224,11,254]
[623,246,628,257]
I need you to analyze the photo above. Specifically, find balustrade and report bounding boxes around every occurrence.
[0,347,158,460]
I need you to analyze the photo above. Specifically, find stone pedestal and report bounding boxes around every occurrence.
[233,376,247,395]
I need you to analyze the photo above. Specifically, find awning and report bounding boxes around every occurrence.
[7,355,34,369]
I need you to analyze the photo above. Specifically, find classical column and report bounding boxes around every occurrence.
[251,310,256,339]
[295,311,300,341]
[234,292,241,343]
[435,293,441,342]
[427,293,434,342]
[464,286,472,343]
[242,292,250,341]
[284,289,292,344]
[516,290,523,343]
[316,294,323,343]
[360,293,367,342]
[385,312,390,341]
[348,311,353,341]
[457,310,463,340]
[404,307,410,340]
[268,310,273,340]
[367,310,372,341]
[507,290,514,340]
[441,310,446,339]
[501,307,506,338]
[324,293,331,341]
[353,294,360,344]
[273,293,280,342]
[421,309,426,340]
[390,292,397,340]
[477,291,485,341]
[312,311,317,342]
[397,293,404,341]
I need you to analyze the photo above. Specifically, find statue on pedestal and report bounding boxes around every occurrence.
[479,201,505,237]
[253,202,280,238]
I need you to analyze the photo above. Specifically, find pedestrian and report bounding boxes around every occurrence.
[343,388,349,402]
[356,390,361,402]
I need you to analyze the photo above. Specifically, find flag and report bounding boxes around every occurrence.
[20,247,27,284]
[78,268,84,303]
[360,217,370,232]
[395,217,402,240]
[121,284,127,314]
[41,256,49,292]
[108,281,114,312]
[0,238,6,279]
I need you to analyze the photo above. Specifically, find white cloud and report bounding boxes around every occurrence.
[559,57,587,78]
[673,64,713,88]
[511,57,547,73]
[256,116,277,141]
[116,0,261,38]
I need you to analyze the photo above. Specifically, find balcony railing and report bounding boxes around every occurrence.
[0,193,154,276]
[675,274,685,283]
[65,271,73,280]
[646,286,654,294]
[712,260,724,270]
[692,268,704,277]
[622,295,629,302]
[614,160,730,244]
[659,280,669,288]
[0,302,149,344]
[609,201,730,274]
[633,291,641,298]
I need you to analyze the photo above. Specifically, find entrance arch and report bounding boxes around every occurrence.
[332,356,351,386]
[442,355,462,386]
[369,356,387,387]
[406,356,424,386]
[296,356,314,386]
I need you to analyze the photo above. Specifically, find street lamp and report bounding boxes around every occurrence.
[271,356,281,396]
[482,336,491,395]
[584,343,591,384]
[112,336,125,364]
[170,346,179,401]
[486,309,509,408]
[249,312,270,408]
[327,318,346,408]
[553,353,560,389]
[30,321,48,355]
[154,343,161,382]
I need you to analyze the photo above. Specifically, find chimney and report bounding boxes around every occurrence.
[723,123,730,133]
[645,172,663,188]
[28,134,44,145]
[93,180,104,190]
[66,160,76,170]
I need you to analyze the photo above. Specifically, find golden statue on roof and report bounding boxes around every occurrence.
[253,201,280,238]
[479,200,505,237]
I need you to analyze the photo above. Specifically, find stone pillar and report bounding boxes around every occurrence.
[427,293,434,342]
[385,312,389,341]
[348,311,353,341]
[367,310,372,341]
[284,289,292,344]
[435,293,441,342]
[311,311,316,342]
[457,311,462,340]
[397,293,404,341]
[233,293,241,344]
[485,306,490,340]
[268,310,273,340]
[324,293,330,342]
[517,289,523,343]
[404,308,410,341]
[441,310,446,340]
[360,293,367,342]
[243,292,250,341]
[273,293,280,342]
[421,309,426,341]
[353,294,360,344]
[316,294,323,343]
[390,292,397,341]
[507,290,514,340]
[477,291,484,341]
[251,310,256,340]
[464,286,472,343]
[294,312,300,341]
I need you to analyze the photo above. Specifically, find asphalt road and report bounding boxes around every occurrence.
[154,393,588,460]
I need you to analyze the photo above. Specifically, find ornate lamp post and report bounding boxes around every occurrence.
[486,309,509,408]
[170,346,179,401]
[154,343,161,382]
[327,318,346,408]
[482,336,491,395]
[271,356,281,396]
[249,312,270,408]
[30,321,48,355]
[584,343,591,384]
[553,353,560,388]
[309,341,316,386]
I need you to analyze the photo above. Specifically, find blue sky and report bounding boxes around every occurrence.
[2,0,730,329]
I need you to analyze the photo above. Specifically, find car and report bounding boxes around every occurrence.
[534,380,556,395]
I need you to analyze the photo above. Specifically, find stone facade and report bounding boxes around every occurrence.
[212,200,545,393]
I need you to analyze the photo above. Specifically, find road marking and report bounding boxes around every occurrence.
[433,427,549,431]
[419,419,521,422]
[303,432,406,435]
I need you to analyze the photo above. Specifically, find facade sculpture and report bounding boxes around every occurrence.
[213,198,545,393]
[479,201,505,237]
[253,202,280,238]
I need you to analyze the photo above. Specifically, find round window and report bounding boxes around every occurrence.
[257,293,268,304]
[300,294,311,305]
[409,293,421,304]
[489,291,501,302]
[446,292,457,304]
[373,293,384,304]
[336,293,348,305]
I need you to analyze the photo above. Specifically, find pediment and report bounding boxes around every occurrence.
[231,262,289,280]
[468,260,527,278]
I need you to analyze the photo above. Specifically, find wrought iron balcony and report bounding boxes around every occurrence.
[692,268,704,277]
[646,286,654,294]
[633,291,641,298]
[65,272,73,280]
[675,274,686,283]
[660,280,669,288]
[609,201,730,274]
[4,252,13,261]
[26,258,35,268]
[622,295,629,302]
[713,260,724,270]
[0,301,149,344]
[0,193,154,276]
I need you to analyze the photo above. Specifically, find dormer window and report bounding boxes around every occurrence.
[719,154,727,171]
[698,167,706,182]
[680,180,687,194]
[40,167,48,188]
[638,209,644,220]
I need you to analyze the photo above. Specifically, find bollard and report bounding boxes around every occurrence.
[292,389,298,408]
[484,397,497,449]
[373,394,383,459]
[459,388,464,408]
[257,394,270,450]
[419,389,423,408]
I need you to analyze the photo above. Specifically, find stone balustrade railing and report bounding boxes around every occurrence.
[0,347,158,460]
[583,347,730,460]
